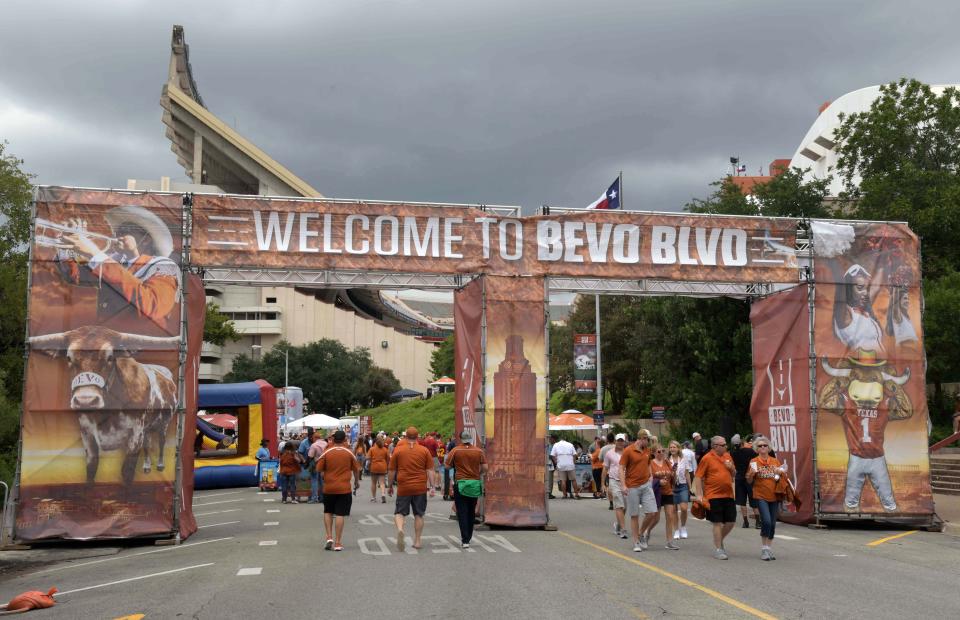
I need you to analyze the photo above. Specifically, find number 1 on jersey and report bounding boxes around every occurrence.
[861,417,872,443]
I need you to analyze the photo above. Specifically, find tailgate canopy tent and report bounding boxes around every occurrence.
[283,413,350,432]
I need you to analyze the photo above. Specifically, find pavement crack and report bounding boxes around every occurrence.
[191,590,217,620]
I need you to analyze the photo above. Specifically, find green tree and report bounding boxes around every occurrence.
[429,334,454,379]
[834,78,960,280]
[203,302,240,346]
[362,366,402,408]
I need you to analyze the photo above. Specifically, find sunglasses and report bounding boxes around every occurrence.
[756,444,769,448]
[713,443,727,447]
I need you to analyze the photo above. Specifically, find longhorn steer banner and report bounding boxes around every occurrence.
[191,195,800,282]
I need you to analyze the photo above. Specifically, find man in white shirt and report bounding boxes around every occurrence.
[550,435,580,499]
[601,434,627,538]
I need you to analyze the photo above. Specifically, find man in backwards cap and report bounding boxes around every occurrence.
[445,430,487,548]
[388,427,435,551]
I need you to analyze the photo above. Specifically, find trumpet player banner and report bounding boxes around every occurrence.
[454,278,483,443]
[482,276,548,527]
[191,194,801,283]
[17,187,186,541]
[749,284,814,525]
[811,221,933,516]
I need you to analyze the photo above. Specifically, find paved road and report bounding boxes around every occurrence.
[2,486,958,619]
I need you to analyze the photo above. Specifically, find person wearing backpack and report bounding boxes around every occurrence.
[444,430,487,549]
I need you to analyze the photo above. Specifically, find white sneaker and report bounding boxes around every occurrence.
[618,531,628,539]
[680,527,688,539]
[673,529,680,540]
[633,542,643,552]
[639,534,648,550]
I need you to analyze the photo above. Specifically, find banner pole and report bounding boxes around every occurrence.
[172,192,193,542]
[543,278,551,527]
[595,294,603,418]
[804,225,822,525]
[618,170,623,210]
[478,276,487,522]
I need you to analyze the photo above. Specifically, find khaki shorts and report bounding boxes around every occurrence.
[608,478,625,510]
[625,481,657,518]
[556,469,577,483]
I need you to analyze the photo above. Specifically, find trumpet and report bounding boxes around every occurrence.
[34,218,120,250]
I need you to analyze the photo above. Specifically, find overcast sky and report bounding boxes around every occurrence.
[1,1,958,212]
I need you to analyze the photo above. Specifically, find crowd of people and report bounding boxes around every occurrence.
[261,424,788,561]
[262,426,485,552]
[551,430,788,561]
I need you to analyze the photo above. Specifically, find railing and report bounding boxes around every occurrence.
[929,430,960,454]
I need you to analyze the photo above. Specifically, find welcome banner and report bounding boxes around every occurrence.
[191,195,800,283]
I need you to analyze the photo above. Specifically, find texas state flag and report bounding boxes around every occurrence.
[586,177,621,210]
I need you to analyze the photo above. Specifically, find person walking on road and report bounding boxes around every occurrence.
[353,438,367,490]
[619,433,658,552]
[306,430,327,504]
[669,440,693,539]
[731,434,760,529]
[445,430,487,548]
[590,437,606,498]
[546,435,557,499]
[746,436,785,561]
[316,430,361,551]
[695,435,737,560]
[651,444,679,550]
[601,433,627,539]
[550,434,580,499]
[368,434,390,503]
[388,427,435,551]
[278,442,300,504]
[599,432,616,510]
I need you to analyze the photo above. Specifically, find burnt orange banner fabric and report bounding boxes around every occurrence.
[482,276,548,527]
[18,188,186,541]
[191,195,800,283]
[811,221,932,516]
[454,279,483,441]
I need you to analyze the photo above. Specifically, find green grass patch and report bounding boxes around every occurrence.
[360,393,455,438]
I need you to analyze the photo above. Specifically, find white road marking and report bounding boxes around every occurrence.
[54,563,214,597]
[198,521,240,529]
[193,491,243,499]
[263,499,276,503]
[193,499,244,507]
[358,538,391,555]
[30,538,233,575]
[259,541,278,546]
[834,554,848,557]
[448,535,475,552]
[237,567,262,576]
[266,509,280,513]
[476,535,521,552]
[264,521,279,526]
[194,509,242,517]
[777,535,800,541]
[422,535,459,553]
[387,537,419,554]
[257,492,269,495]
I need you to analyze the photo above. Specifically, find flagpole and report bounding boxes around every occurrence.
[618,170,623,210]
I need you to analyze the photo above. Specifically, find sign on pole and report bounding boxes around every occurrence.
[574,334,598,393]
[651,406,666,422]
[592,410,605,426]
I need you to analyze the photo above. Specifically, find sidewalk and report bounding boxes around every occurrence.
[934,493,960,536]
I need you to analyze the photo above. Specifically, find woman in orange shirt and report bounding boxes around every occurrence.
[590,439,605,498]
[651,444,680,550]
[353,439,368,491]
[367,435,391,504]
[278,442,301,504]
[746,436,785,561]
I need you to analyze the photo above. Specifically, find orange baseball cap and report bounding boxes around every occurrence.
[405,426,419,439]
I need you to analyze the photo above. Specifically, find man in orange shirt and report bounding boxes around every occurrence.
[694,435,737,560]
[619,433,659,552]
[388,427,435,551]
[445,430,488,548]
[316,430,361,552]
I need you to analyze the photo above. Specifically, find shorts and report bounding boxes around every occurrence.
[673,483,690,504]
[626,482,657,518]
[706,497,737,523]
[323,493,353,516]
[660,494,674,506]
[556,469,577,484]
[608,478,625,510]
[395,493,428,517]
[735,477,757,508]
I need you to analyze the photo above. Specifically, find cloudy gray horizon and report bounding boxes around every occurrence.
[2,1,958,212]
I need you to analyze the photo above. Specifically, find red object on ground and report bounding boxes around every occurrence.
[199,413,238,430]
[3,588,57,612]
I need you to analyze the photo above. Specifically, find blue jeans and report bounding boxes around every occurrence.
[757,499,779,539]
[310,471,323,502]
[279,474,296,501]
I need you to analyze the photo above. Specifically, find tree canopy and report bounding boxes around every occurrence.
[429,334,454,380]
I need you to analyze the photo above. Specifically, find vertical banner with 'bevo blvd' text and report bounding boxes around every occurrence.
[573,334,597,394]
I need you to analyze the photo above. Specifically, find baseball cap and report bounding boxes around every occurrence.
[732,434,742,445]
[405,426,419,439]
[692,432,701,439]
[459,430,473,442]
[614,433,627,441]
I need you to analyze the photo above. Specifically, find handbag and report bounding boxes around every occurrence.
[457,479,483,498]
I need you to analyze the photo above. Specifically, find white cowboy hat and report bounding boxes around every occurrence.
[104,205,175,258]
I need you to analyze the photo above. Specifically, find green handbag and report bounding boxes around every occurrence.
[457,479,483,498]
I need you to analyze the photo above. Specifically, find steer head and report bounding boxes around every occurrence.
[29,326,180,410]
[820,352,913,420]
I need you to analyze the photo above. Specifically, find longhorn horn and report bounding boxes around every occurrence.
[117,333,183,350]
[820,358,851,378]
[27,331,69,350]
[881,367,910,386]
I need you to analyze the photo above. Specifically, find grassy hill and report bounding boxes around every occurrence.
[359,393,455,437]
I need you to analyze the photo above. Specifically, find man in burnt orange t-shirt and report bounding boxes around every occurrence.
[619,433,659,552]
[445,430,487,548]
[388,427,435,551]
[316,430,361,551]
[694,435,737,560]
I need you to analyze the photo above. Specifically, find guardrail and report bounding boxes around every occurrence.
[929,430,960,454]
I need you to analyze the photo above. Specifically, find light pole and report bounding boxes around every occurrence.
[251,344,288,389]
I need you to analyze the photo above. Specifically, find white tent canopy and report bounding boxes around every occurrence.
[283,413,351,432]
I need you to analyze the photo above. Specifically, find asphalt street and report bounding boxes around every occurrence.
[1,485,958,619]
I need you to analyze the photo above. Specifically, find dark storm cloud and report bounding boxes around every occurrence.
[2,0,959,211]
